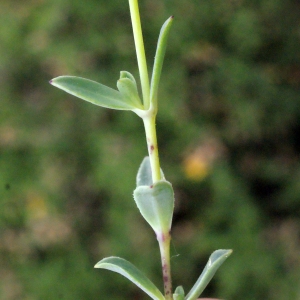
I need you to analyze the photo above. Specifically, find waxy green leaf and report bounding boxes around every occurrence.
[134,180,174,234]
[173,286,185,300]
[117,78,143,109]
[50,76,141,110]
[95,257,164,300]
[117,71,144,109]
[185,249,233,300]
[136,157,165,187]
[137,157,153,187]
[150,16,174,107]
[119,70,137,83]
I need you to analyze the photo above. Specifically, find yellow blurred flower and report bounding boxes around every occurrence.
[183,153,210,181]
[183,138,224,181]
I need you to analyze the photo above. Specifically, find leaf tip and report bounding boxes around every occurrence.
[94,262,100,268]
[49,77,60,86]
[222,249,233,257]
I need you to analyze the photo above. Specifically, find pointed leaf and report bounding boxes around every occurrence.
[50,76,138,110]
[95,257,164,300]
[185,250,233,300]
[134,180,174,234]
[136,157,165,187]
[150,16,174,106]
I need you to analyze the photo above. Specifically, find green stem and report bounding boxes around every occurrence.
[129,2,172,297]
[158,232,173,300]
[142,114,161,183]
[128,0,150,109]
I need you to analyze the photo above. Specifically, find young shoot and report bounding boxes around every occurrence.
[50,1,232,299]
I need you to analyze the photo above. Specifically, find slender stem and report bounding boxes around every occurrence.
[129,2,172,297]
[142,114,161,182]
[158,232,173,300]
[128,0,150,109]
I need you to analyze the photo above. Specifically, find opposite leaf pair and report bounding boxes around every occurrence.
[50,16,174,115]
[95,157,232,300]
[50,70,143,111]
[134,157,173,235]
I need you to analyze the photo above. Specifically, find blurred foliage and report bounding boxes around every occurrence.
[1,0,300,299]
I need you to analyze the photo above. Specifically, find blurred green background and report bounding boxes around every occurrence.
[1,0,300,299]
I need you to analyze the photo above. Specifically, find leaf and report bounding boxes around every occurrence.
[174,286,185,300]
[185,250,233,300]
[133,180,174,234]
[137,157,153,187]
[117,77,144,109]
[150,16,174,106]
[50,76,140,110]
[136,157,166,187]
[95,256,164,300]
[120,70,137,84]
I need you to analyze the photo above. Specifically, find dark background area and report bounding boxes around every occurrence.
[1,0,300,299]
